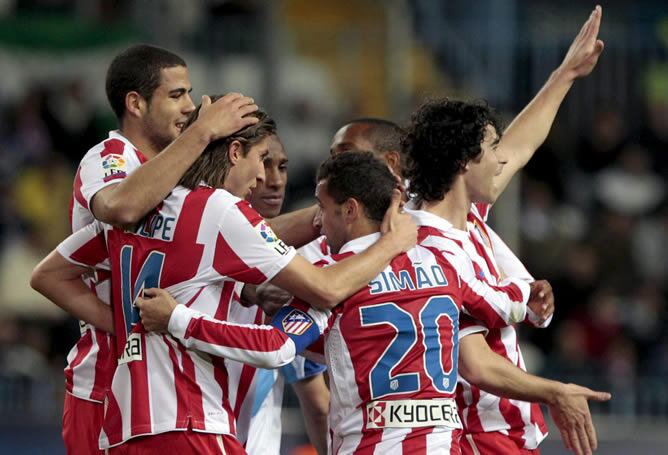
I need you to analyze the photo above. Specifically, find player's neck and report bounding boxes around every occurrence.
[118,123,160,160]
[420,181,470,231]
[347,219,381,244]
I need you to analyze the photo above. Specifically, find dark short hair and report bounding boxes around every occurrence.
[403,98,501,202]
[347,118,405,155]
[316,151,396,223]
[179,95,277,189]
[105,44,187,120]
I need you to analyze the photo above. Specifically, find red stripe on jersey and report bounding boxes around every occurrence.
[64,330,93,389]
[165,336,189,428]
[73,167,89,210]
[69,231,108,266]
[353,425,382,454]
[134,148,148,164]
[235,200,263,227]
[214,282,235,319]
[212,356,236,435]
[213,233,267,284]
[498,398,526,447]
[91,330,112,401]
[531,402,549,435]
[468,229,499,281]
[233,307,263,419]
[177,342,206,430]
[320,238,329,256]
[100,138,125,157]
[129,333,151,437]
[472,203,490,221]
[462,384,485,433]
[103,388,124,447]
[402,427,434,454]
[418,226,443,243]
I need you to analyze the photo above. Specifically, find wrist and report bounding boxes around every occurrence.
[551,66,577,86]
[546,381,568,406]
[377,231,402,256]
[186,121,216,146]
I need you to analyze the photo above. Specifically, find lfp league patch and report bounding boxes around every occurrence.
[254,221,290,255]
[281,309,314,336]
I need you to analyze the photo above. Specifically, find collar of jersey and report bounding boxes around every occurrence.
[338,232,381,254]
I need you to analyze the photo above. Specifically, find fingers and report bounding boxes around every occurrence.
[569,425,585,455]
[389,189,402,212]
[575,422,593,455]
[584,412,598,451]
[559,426,573,451]
[586,389,612,402]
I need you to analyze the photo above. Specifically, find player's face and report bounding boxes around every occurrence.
[315,180,347,254]
[231,136,269,199]
[464,125,507,204]
[143,65,195,151]
[330,124,374,156]
[248,135,288,219]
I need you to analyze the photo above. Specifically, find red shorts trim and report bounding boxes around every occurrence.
[460,432,540,455]
[107,429,245,454]
[62,392,105,454]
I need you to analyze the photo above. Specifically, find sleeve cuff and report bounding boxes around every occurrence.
[499,277,530,323]
[168,304,199,339]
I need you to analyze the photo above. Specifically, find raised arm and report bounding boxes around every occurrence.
[494,5,604,196]
[459,333,611,455]
[31,251,114,334]
[92,93,258,226]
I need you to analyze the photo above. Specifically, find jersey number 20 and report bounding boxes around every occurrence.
[359,296,459,400]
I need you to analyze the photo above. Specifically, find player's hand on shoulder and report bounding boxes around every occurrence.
[380,189,417,254]
[136,288,178,333]
[196,93,259,142]
[527,279,555,325]
[558,5,604,81]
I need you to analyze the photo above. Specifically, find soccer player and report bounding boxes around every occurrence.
[136,152,609,454]
[234,134,330,455]
[32,104,418,452]
[402,5,604,455]
[63,43,259,454]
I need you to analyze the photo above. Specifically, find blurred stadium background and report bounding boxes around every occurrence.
[0,0,667,453]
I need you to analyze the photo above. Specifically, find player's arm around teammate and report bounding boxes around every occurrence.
[492,5,604,197]
[92,92,259,227]
[458,332,610,455]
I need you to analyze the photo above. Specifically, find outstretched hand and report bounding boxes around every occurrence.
[559,5,605,80]
[197,92,259,142]
[549,383,611,455]
[380,189,417,254]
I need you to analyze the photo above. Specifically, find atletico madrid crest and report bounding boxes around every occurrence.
[281,309,313,335]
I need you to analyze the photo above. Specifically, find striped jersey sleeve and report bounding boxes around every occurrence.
[213,200,297,285]
[56,220,110,271]
[167,304,297,369]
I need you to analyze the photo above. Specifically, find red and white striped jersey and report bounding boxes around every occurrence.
[57,185,298,449]
[301,232,531,455]
[66,131,146,402]
[410,205,549,450]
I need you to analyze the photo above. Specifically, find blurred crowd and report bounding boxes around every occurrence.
[519,83,668,415]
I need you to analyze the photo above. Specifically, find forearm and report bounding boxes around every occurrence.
[268,205,320,248]
[93,124,210,225]
[32,275,114,334]
[502,69,574,166]
[293,375,330,455]
[460,335,562,404]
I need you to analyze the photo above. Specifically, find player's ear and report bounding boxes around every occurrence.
[125,91,146,119]
[228,140,244,165]
[383,151,402,176]
[342,198,359,222]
